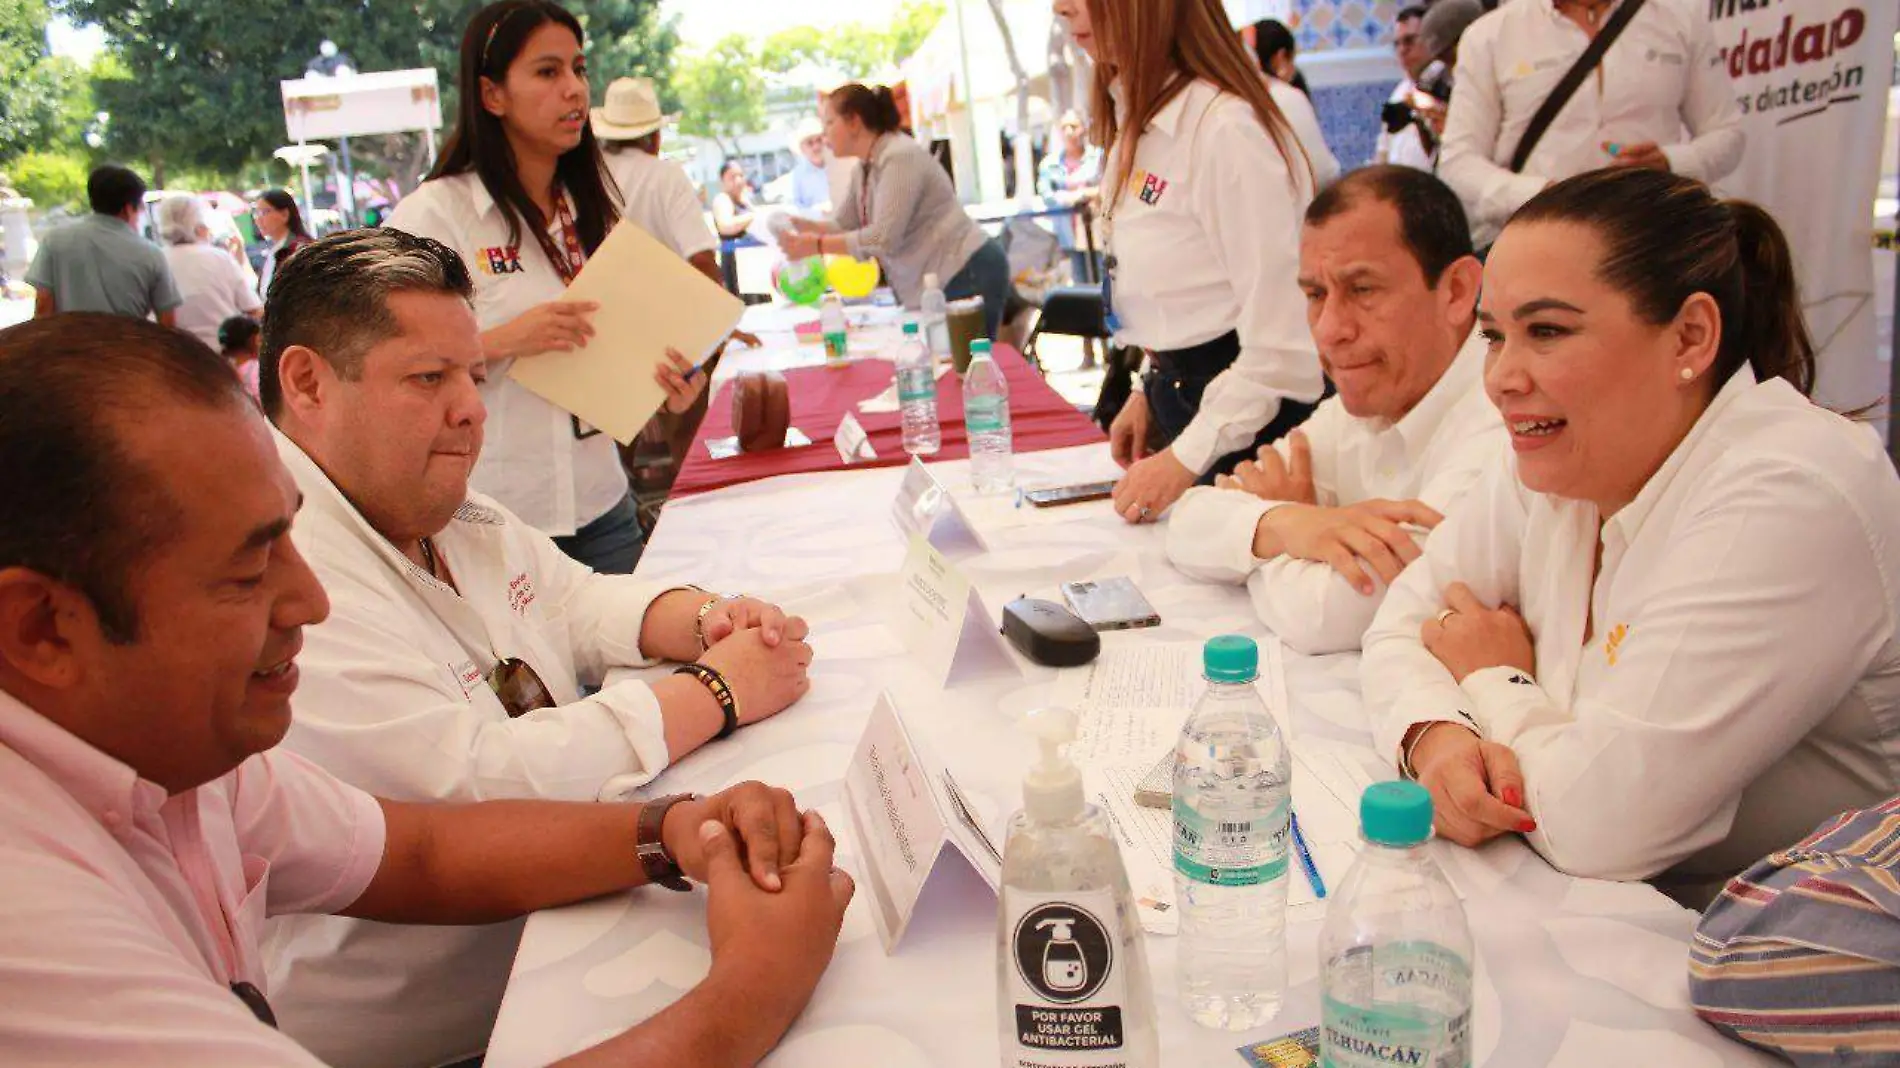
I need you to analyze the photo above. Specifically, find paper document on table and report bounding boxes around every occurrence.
[1073,706,1190,768]
[509,220,744,444]
[1054,643,1203,710]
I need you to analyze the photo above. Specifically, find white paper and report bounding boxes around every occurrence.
[1054,643,1204,710]
[508,220,744,444]
[835,412,876,463]
[1073,707,1189,768]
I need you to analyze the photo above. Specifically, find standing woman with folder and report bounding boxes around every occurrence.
[1051,0,1327,526]
[386,0,704,573]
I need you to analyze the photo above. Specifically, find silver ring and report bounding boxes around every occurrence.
[1138,506,1152,521]
[1435,608,1456,625]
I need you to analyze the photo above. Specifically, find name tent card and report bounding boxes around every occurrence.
[841,692,1002,954]
[835,412,877,464]
[889,533,1016,688]
[891,456,986,549]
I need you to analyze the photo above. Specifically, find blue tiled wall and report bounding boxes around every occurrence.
[1312,78,1401,171]
[1294,0,1401,53]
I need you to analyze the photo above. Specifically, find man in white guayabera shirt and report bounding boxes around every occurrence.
[1166,166,1503,655]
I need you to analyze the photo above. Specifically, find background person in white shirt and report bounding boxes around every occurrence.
[387,0,708,575]
[157,193,263,352]
[0,313,852,1068]
[1364,168,1900,908]
[594,76,721,286]
[788,117,833,215]
[1167,166,1500,655]
[1051,0,1326,527]
[1375,7,1440,172]
[255,229,814,1067]
[1251,19,1341,189]
[1439,0,1744,251]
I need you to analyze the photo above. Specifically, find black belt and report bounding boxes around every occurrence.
[1145,330,1241,378]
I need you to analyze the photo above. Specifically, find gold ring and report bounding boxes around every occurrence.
[1435,608,1456,625]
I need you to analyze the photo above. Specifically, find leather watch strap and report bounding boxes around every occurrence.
[635,793,698,891]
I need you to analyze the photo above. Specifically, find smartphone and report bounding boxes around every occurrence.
[1023,480,1118,508]
[1061,576,1161,631]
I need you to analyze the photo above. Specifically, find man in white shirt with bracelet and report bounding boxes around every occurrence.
[254,229,816,1068]
[1439,0,1743,250]
[1167,166,1502,655]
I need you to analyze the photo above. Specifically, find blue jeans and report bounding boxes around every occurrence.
[1143,331,1326,483]
[945,238,1012,341]
[553,492,645,574]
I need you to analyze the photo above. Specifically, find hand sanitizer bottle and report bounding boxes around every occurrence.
[997,709,1157,1068]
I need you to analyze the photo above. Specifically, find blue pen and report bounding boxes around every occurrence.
[1290,810,1326,900]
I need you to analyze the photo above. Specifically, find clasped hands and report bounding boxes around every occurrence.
[1410,583,1540,847]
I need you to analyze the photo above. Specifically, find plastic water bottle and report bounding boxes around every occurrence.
[1320,782,1472,1068]
[964,339,1014,494]
[919,272,951,369]
[820,292,848,366]
[1173,635,1290,1031]
[896,321,941,455]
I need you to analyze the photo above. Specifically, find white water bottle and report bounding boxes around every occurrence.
[920,272,951,369]
[896,321,941,455]
[963,339,1014,494]
[1173,634,1290,1031]
[998,709,1158,1068]
[1320,781,1473,1068]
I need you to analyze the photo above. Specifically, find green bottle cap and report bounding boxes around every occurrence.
[903,321,920,335]
[1361,780,1434,847]
[970,339,992,356]
[1202,635,1258,683]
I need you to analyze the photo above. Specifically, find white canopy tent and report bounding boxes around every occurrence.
[279,68,442,224]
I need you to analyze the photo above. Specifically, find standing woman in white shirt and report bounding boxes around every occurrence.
[1051,0,1326,526]
[387,0,701,574]
[1438,0,1744,251]
[1364,167,1900,908]
[1252,19,1341,189]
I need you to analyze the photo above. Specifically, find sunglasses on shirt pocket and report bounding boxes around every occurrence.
[487,657,556,718]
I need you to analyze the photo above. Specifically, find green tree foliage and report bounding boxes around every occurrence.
[8,148,87,211]
[757,2,944,81]
[674,34,764,156]
[887,0,944,64]
[0,0,79,163]
[54,0,677,183]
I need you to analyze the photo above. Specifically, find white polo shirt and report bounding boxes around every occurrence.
[385,172,630,537]
[1167,330,1502,654]
[1439,0,1743,248]
[262,431,675,1068]
[1363,371,1900,900]
[0,689,384,1067]
[605,148,718,261]
[1377,80,1437,172]
[1104,79,1325,475]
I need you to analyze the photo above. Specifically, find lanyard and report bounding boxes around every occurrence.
[545,189,587,285]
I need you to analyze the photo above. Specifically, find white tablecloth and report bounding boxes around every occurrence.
[484,445,1775,1068]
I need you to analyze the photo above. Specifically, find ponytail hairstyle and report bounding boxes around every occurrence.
[431,0,619,264]
[828,83,907,136]
[1087,0,1309,211]
[1509,168,1814,397]
[1252,19,1311,97]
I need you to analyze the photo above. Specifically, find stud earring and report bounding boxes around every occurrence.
[1679,367,1695,382]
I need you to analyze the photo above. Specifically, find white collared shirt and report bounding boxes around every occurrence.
[0,690,384,1067]
[386,172,630,536]
[1104,79,1325,475]
[1363,371,1900,896]
[1167,330,1502,654]
[1439,0,1744,248]
[1268,78,1341,190]
[262,431,673,1068]
[163,242,262,350]
[606,149,718,261]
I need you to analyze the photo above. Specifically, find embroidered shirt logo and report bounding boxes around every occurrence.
[1131,168,1170,206]
[507,573,538,615]
[1605,624,1630,667]
[480,246,525,276]
[453,660,484,700]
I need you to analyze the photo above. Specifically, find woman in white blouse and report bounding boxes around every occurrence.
[1050,0,1326,527]
[1364,167,1900,908]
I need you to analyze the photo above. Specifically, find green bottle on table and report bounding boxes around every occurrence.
[820,293,848,366]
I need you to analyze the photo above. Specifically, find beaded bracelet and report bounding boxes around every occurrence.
[674,662,740,739]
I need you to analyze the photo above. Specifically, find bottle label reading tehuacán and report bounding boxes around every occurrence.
[1172,797,1288,886]
[1005,891,1135,1068]
[897,366,936,403]
[1321,942,1472,1068]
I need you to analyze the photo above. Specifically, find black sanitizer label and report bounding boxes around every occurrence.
[1006,892,1132,1068]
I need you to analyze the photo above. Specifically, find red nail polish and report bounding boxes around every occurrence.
[1503,787,1522,808]
[1518,820,1538,834]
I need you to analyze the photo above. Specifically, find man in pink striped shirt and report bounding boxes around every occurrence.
[0,314,853,1067]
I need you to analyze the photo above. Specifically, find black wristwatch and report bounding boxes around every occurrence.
[636,793,699,892]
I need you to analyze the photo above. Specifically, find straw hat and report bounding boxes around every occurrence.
[591,77,673,141]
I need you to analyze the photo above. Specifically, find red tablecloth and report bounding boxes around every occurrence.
[672,345,1105,497]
